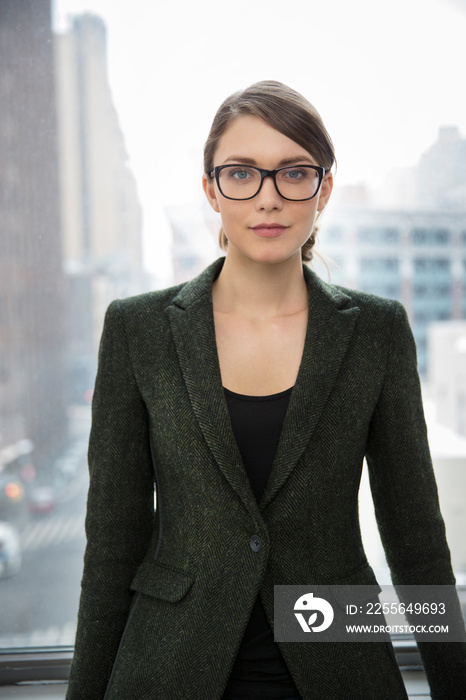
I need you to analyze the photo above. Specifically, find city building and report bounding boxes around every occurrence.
[55,13,146,399]
[0,0,67,476]
[313,207,465,376]
[376,125,466,211]
[418,125,466,211]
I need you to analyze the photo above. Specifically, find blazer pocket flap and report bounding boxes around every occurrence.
[130,561,194,602]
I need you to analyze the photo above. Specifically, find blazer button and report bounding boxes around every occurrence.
[250,535,262,552]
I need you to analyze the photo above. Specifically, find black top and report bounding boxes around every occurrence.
[222,386,299,700]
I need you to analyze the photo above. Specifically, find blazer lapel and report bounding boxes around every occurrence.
[259,266,360,510]
[166,259,261,518]
[165,258,361,517]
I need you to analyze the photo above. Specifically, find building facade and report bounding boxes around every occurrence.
[55,13,146,399]
[0,0,67,481]
[314,208,466,376]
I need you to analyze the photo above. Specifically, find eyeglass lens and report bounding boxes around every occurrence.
[218,165,321,201]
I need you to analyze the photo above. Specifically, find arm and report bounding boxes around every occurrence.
[365,301,466,699]
[66,300,155,700]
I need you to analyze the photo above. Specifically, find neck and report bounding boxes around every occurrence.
[213,250,308,319]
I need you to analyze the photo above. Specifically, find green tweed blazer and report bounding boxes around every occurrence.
[66,257,466,700]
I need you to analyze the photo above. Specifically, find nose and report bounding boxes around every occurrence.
[254,174,284,211]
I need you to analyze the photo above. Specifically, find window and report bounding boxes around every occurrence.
[360,257,399,273]
[1,0,465,696]
[357,227,400,245]
[411,228,450,245]
[413,257,451,274]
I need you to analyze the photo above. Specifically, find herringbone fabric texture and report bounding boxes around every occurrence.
[66,257,466,700]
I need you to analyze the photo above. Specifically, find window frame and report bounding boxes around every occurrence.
[0,640,423,685]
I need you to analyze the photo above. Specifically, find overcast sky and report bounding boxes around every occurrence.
[53,0,466,278]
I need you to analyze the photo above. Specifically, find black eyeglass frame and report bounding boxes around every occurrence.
[210,164,326,202]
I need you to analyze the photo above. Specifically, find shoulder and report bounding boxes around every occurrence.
[309,271,412,346]
[114,282,187,316]
[102,258,226,339]
[315,279,418,374]
[98,282,189,347]
[335,282,403,315]
[307,266,406,323]
[106,258,225,322]
[105,280,190,325]
[330,282,414,356]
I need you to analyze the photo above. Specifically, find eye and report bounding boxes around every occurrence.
[233,170,250,180]
[282,167,309,180]
[227,167,255,180]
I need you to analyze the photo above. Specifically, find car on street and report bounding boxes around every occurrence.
[28,486,56,515]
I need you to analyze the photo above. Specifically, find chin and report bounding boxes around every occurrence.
[226,236,305,268]
[246,244,303,266]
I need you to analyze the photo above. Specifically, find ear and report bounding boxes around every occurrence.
[202,173,220,213]
[317,172,333,212]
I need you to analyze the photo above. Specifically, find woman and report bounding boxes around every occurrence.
[66,81,466,700]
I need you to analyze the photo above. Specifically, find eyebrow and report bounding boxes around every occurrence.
[220,155,316,167]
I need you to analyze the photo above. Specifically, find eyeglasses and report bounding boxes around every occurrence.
[210,164,326,202]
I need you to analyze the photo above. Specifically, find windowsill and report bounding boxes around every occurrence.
[0,684,68,699]
[0,649,72,685]
[0,675,431,700]
[0,640,430,698]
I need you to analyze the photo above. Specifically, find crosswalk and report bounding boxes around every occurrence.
[20,515,85,551]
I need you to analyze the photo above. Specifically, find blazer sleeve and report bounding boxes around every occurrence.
[365,300,466,699]
[66,300,155,700]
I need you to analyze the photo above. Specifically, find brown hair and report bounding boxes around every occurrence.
[204,80,336,262]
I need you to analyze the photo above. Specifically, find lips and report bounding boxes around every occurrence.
[250,223,288,238]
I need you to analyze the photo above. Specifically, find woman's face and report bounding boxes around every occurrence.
[203,114,333,267]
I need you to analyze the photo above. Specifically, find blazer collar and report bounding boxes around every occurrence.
[166,257,360,518]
